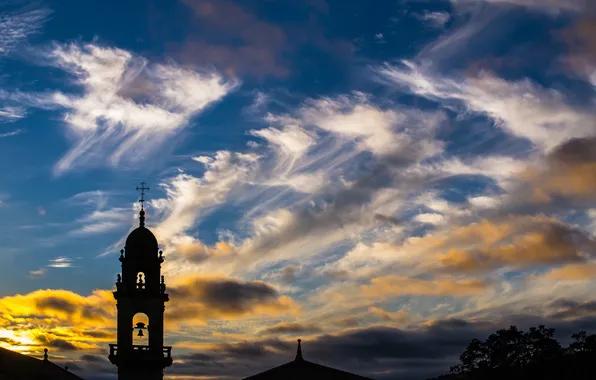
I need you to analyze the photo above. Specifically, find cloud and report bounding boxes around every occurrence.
[28,268,45,278]
[279,265,299,284]
[178,0,289,77]
[362,276,488,298]
[144,89,446,278]
[416,12,451,28]
[325,214,595,282]
[414,213,446,225]
[156,152,257,242]
[251,123,316,158]
[300,93,444,158]
[369,307,409,323]
[166,275,298,323]
[27,42,236,175]
[518,137,596,203]
[176,0,352,78]
[229,99,445,270]
[0,289,114,337]
[560,12,596,87]
[70,208,131,236]
[433,220,594,273]
[0,128,24,137]
[259,322,322,335]
[0,106,26,122]
[0,4,51,56]
[548,299,596,321]
[453,0,587,13]
[541,263,596,281]
[47,257,73,268]
[378,61,595,152]
[169,324,477,379]
[174,239,237,264]
[249,120,327,193]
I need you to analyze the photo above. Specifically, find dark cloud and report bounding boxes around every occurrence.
[166,276,290,321]
[374,213,403,226]
[36,297,76,314]
[548,299,596,321]
[162,314,596,379]
[180,352,218,362]
[560,8,596,80]
[47,339,78,351]
[259,322,322,335]
[178,0,288,77]
[198,279,277,313]
[549,137,596,164]
[83,330,113,339]
[279,265,299,283]
[0,337,26,346]
[81,305,113,322]
[79,354,106,363]
[172,0,352,78]
[333,317,362,327]
[218,341,271,359]
[517,136,596,204]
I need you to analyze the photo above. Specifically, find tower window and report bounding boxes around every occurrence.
[136,272,146,290]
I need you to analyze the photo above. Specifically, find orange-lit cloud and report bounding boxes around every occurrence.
[0,289,114,328]
[0,289,115,354]
[361,276,487,298]
[368,307,409,323]
[541,263,596,281]
[420,215,593,273]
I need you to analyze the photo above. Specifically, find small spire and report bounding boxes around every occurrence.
[295,339,303,361]
[136,182,150,227]
[43,348,48,361]
[139,209,146,227]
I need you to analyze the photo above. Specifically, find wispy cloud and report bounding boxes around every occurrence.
[0,4,51,56]
[70,208,131,236]
[47,257,74,268]
[0,128,23,137]
[453,0,587,13]
[28,268,45,278]
[0,106,26,122]
[23,43,238,175]
[378,61,596,152]
[416,11,451,28]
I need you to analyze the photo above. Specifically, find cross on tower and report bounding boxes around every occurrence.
[136,182,150,210]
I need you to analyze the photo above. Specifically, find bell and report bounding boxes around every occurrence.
[137,329,144,337]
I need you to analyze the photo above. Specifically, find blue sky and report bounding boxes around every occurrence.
[0,0,596,379]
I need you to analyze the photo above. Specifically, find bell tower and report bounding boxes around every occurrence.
[109,183,172,380]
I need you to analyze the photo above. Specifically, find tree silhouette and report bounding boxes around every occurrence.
[429,325,596,380]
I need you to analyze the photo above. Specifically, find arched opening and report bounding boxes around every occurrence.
[136,272,146,290]
[132,313,149,345]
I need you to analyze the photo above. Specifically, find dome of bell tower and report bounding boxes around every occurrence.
[124,210,159,259]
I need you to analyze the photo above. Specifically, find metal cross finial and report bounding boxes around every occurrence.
[136,182,150,209]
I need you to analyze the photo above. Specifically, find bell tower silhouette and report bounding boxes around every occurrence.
[109,183,172,380]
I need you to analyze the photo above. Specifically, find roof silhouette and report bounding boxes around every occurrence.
[0,347,84,380]
[242,339,373,380]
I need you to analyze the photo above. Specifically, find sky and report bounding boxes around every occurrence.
[0,0,595,379]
